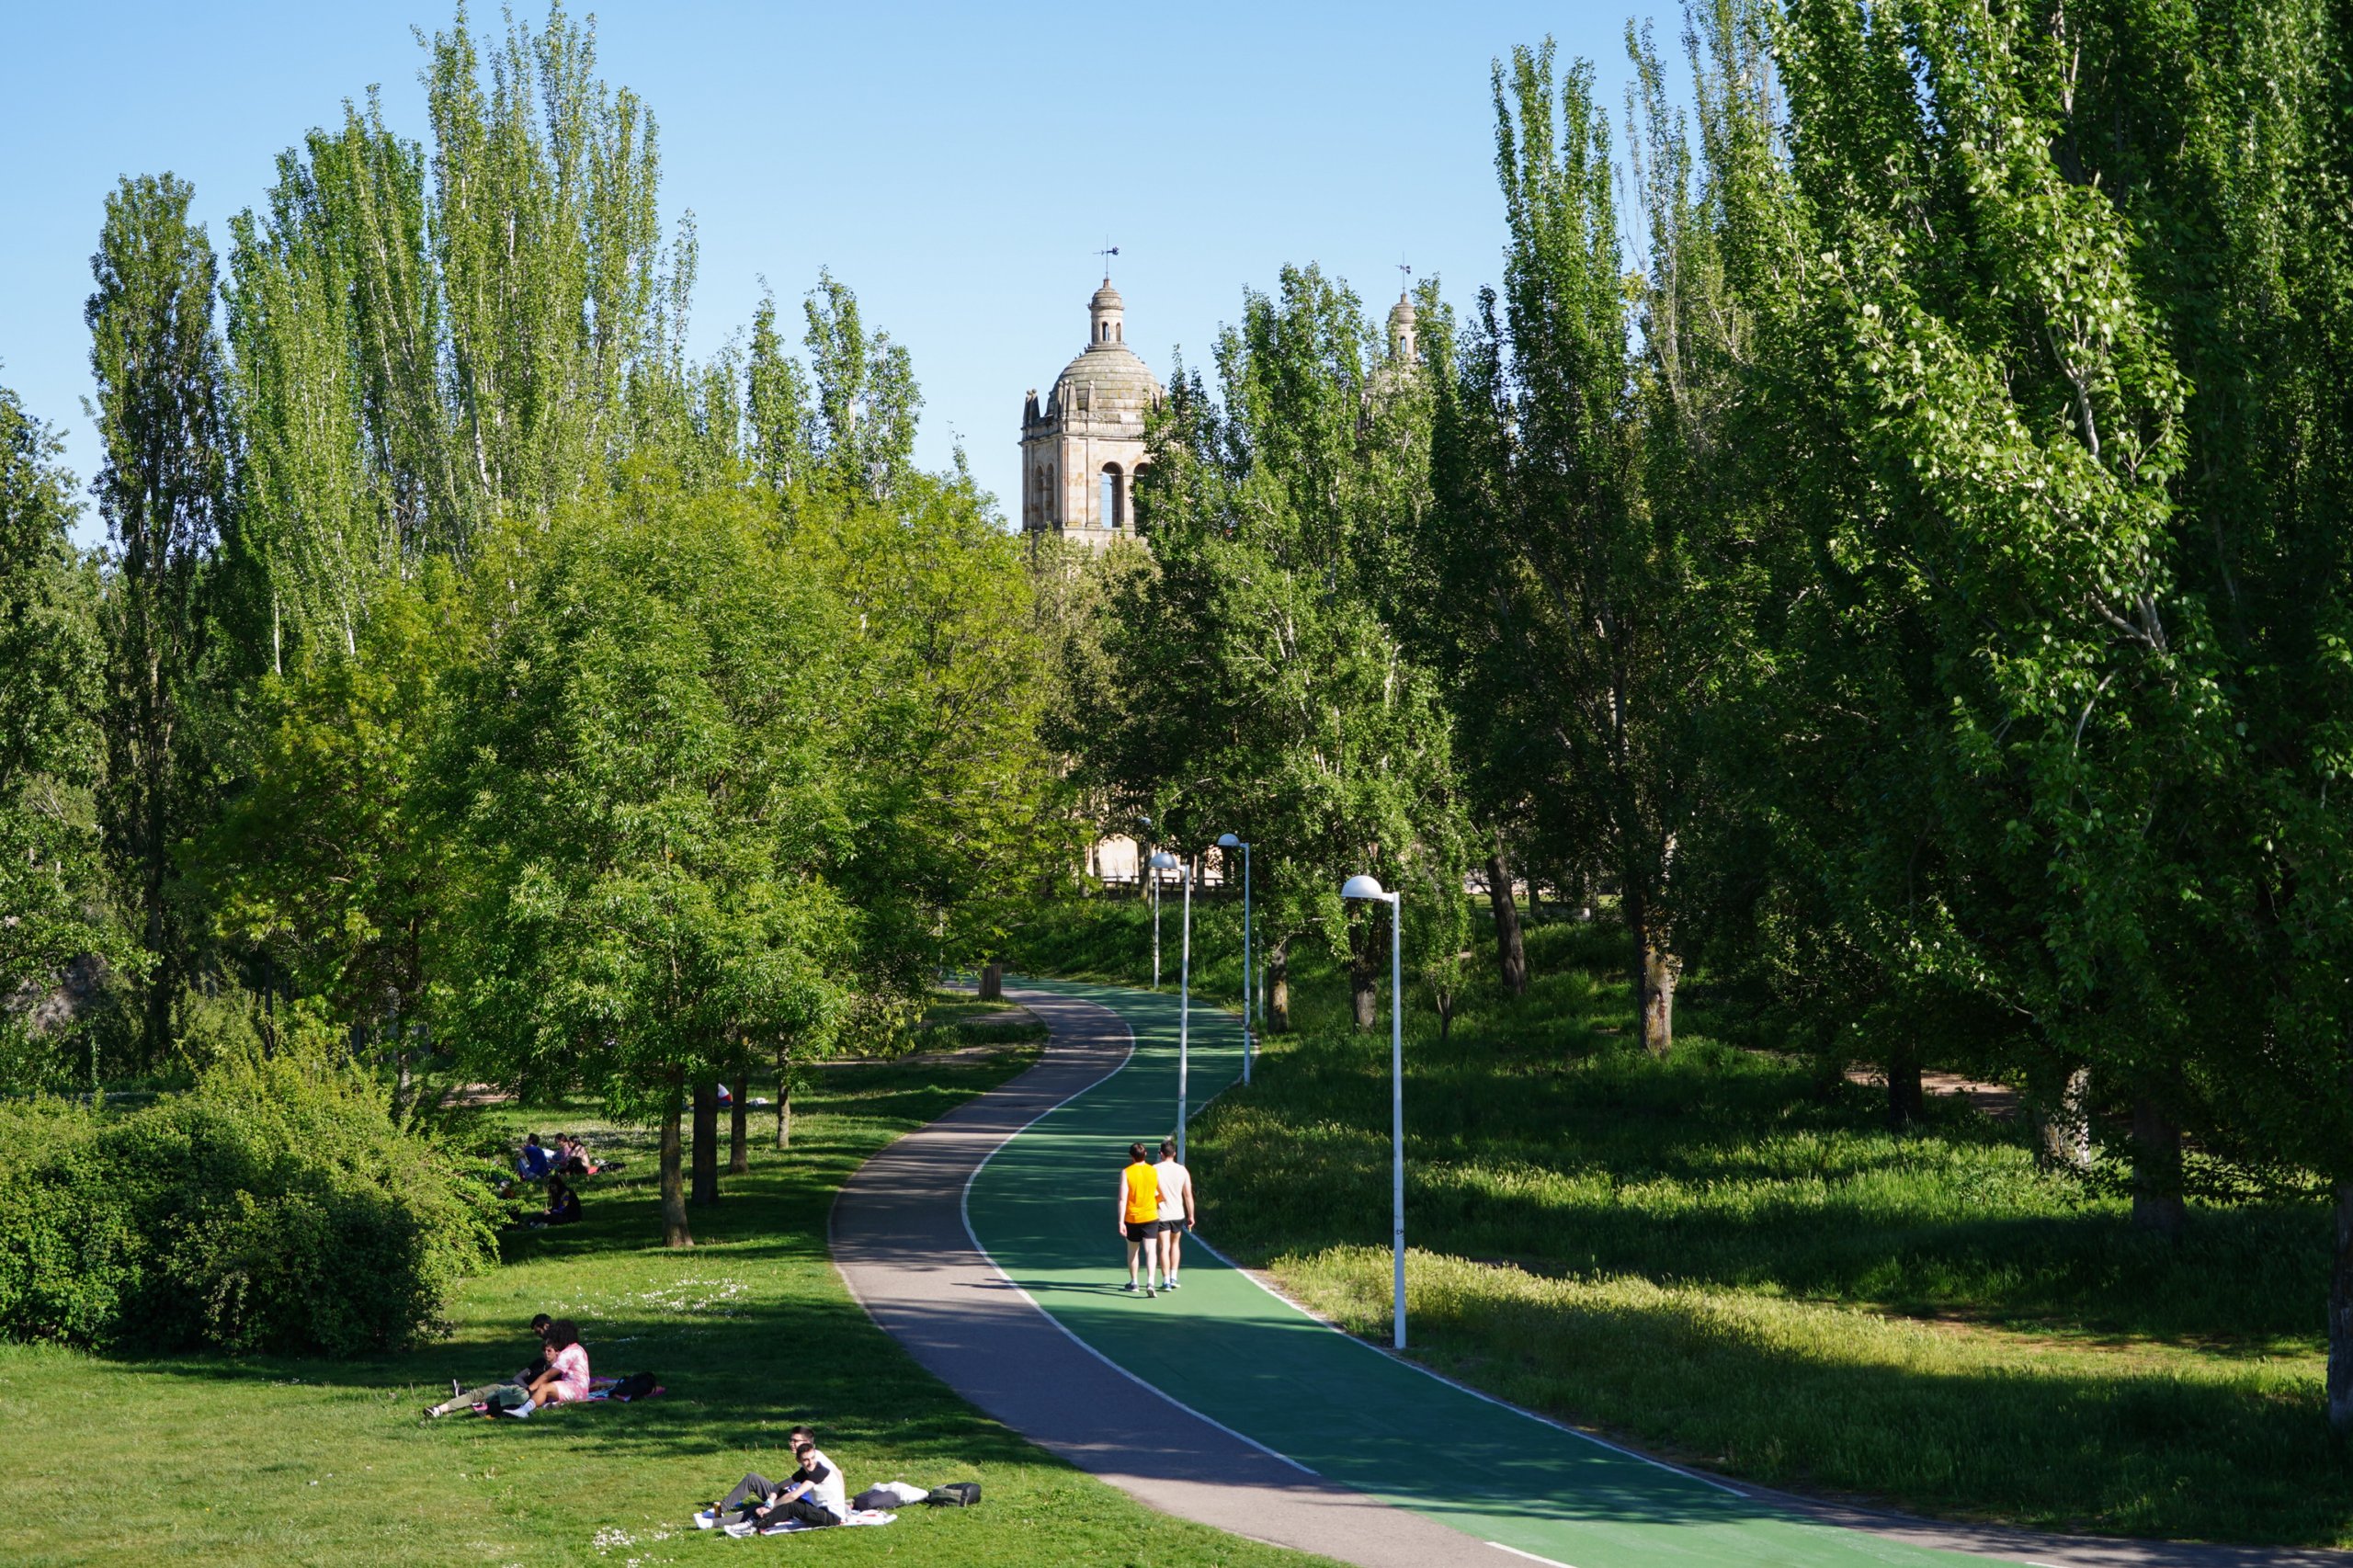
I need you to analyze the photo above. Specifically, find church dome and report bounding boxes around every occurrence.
[1050,278,1162,421]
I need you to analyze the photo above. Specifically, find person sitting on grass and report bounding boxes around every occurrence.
[423,1313,554,1418]
[529,1174,582,1228]
[554,1133,597,1176]
[694,1428,849,1533]
[516,1133,552,1181]
[518,1319,590,1411]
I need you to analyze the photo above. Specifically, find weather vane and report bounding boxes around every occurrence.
[1098,241,1120,278]
[1398,259,1413,294]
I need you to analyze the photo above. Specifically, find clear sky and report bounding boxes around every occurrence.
[2,1,1644,544]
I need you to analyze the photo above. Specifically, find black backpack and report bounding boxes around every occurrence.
[923,1482,981,1507]
[608,1371,660,1402]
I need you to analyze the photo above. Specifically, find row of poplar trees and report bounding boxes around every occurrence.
[0,4,1066,1246]
[1063,0,2353,1429]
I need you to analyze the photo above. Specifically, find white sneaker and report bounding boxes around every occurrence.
[693,1507,722,1530]
[723,1519,760,1538]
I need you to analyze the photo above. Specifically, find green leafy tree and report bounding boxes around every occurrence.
[445,484,851,1245]
[86,174,232,1060]
[1090,266,1460,1030]
[192,572,468,1106]
[0,381,134,1076]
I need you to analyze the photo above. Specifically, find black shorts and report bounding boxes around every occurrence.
[1125,1220,1162,1243]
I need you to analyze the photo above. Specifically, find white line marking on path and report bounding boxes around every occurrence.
[955,993,1318,1477]
[1069,986,1754,1502]
[1488,1543,1578,1568]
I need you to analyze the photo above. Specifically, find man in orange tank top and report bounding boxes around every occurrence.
[1116,1142,1163,1297]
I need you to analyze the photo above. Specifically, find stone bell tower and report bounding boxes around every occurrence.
[1020,279,1163,546]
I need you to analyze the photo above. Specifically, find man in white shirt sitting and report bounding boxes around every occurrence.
[699,1427,850,1533]
[1154,1139,1197,1290]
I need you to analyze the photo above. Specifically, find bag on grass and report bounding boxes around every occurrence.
[609,1371,661,1401]
[923,1482,981,1507]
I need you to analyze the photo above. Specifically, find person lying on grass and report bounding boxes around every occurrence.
[423,1313,554,1418]
[694,1428,849,1533]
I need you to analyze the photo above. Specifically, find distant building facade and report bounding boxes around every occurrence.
[1020,279,1164,546]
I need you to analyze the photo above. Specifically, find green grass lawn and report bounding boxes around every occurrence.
[1011,897,2353,1547]
[0,1045,1336,1568]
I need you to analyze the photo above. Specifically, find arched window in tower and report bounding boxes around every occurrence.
[1101,462,1124,528]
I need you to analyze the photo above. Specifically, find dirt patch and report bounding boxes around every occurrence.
[1846,1064,2020,1119]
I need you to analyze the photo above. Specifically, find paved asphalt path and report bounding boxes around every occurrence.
[838,974,2350,1568]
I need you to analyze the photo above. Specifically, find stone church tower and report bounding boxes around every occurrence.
[1020,279,1164,546]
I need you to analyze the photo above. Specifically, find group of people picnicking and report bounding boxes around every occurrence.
[1118,1139,1198,1297]
[505,1132,596,1229]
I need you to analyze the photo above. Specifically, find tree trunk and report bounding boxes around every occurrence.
[1349,908,1381,1032]
[1884,1046,1925,1129]
[775,1045,793,1151]
[978,963,1003,1001]
[660,1088,692,1248]
[1267,941,1291,1034]
[1486,852,1529,997]
[2131,1097,2186,1238]
[690,1082,720,1207]
[1625,885,1677,1055]
[2027,1063,2092,1172]
[728,1074,750,1175]
[2328,1180,2353,1434]
[1642,942,1679,1056]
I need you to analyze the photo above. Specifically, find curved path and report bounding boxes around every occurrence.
[835,977,2346,1568]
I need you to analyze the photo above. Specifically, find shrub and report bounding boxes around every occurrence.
[0,1049,498,1355]
[0,1100,141,1344]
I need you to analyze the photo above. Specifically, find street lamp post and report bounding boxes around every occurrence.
[1149,851,1193,1161]
[1216,834,1253,1084]
[1139,815,1160,991]
[1340,872,1405,1351]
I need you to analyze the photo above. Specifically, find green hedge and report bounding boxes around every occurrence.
[0,1051,497,1355]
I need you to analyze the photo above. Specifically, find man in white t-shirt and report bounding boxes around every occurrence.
[701,1427,850,1534]
[1154,1139,1197,1290]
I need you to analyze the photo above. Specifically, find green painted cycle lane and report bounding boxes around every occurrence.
[968,976,1982,1568]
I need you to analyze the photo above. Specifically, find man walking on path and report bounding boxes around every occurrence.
[1118,1142,1164,1295]
[1154,1138,1196,1290]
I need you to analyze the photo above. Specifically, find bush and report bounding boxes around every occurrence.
[0,1049,498,1355]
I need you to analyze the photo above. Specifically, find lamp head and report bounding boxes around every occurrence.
[1339,874,1391,902]
[1147,851,1180,870]
[1215,833,1242,848]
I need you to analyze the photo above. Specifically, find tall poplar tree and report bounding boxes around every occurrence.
[87,174,230,1056]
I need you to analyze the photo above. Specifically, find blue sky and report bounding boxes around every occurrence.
[1,2,1642,543]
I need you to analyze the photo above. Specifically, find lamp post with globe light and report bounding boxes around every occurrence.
[1149,851,1194,1159]
[1341,872,1406,1350]
[1216,834,1254,1083]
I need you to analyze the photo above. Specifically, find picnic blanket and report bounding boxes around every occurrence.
[723,1510,897,1537]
